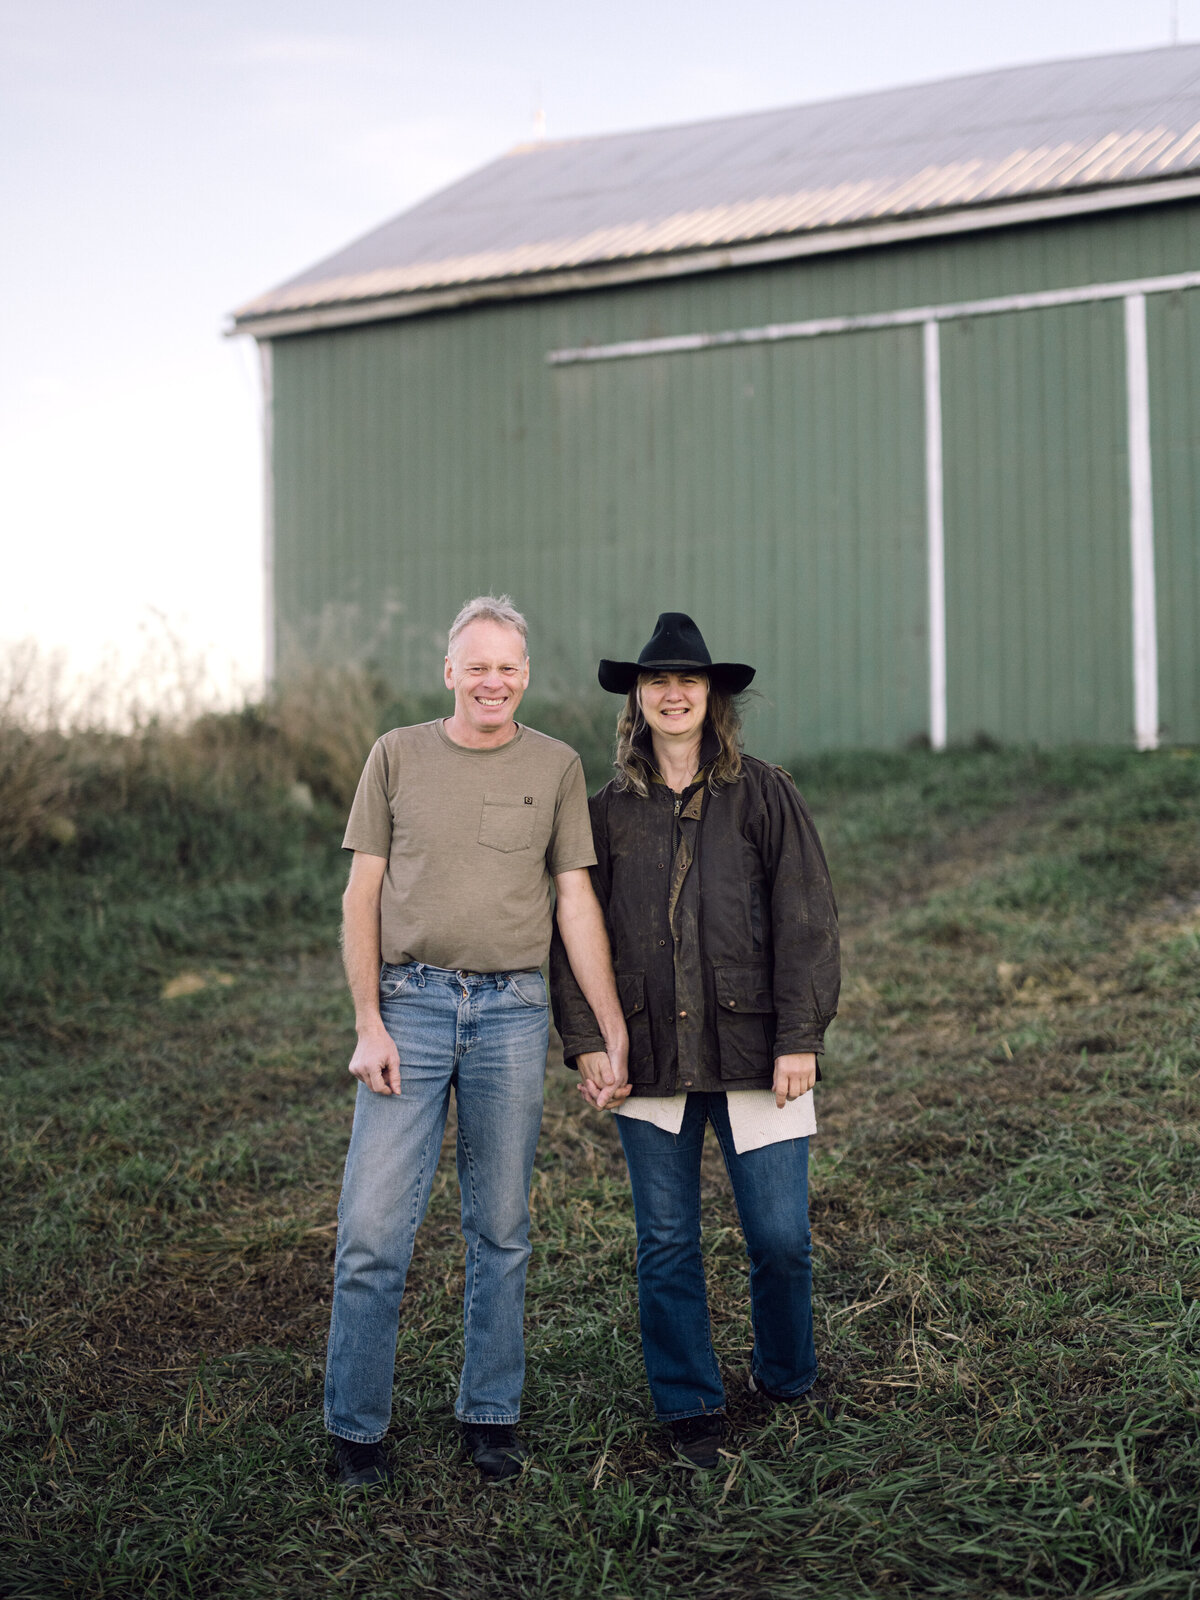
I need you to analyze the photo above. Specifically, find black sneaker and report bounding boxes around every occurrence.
[331,1436,395,1487]
[668,1413,726,1471]
[461,1422,527,1482]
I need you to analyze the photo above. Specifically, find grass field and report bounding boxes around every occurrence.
[1,730,1198,1599]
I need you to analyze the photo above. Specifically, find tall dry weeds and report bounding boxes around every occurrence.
[0,642,73,854]
[0,626,394,852]
[268,661,385,807]
[0,726,71,854]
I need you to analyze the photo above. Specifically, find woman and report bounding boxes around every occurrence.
[550,612,840,1470]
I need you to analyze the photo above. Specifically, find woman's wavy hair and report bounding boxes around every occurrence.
[613,675,745,797]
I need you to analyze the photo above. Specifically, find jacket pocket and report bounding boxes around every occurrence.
[478,794,538,852]
[713,962,776,1077]
[617,971,645,1017]
[617,971,655,1083]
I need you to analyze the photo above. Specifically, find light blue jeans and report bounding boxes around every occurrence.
[324,962,549,1441]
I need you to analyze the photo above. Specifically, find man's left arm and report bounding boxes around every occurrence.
[553,869,630,1109]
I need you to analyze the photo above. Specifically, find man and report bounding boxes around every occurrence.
[325,595,628,1487]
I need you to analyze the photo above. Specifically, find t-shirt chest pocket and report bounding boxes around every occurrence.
[478,792,539,853]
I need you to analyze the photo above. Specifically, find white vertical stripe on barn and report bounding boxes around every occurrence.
[924,319,948,751]
[259,340,276,688]
[1125,294,1159,751]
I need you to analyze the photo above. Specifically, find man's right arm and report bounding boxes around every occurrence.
[553,868,630,1110]
[342,851,401,1095]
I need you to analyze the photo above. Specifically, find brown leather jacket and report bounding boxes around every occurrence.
[549,751,840,1096]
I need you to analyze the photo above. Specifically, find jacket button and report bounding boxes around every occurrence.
[729,999,737,1007]
[678,1009,687,1019]
[658,939,666,947]
[657,863,665,870]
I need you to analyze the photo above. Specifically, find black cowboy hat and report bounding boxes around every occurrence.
[598,612,755,695]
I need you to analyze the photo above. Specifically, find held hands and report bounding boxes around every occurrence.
[578,1048,813,1109]
[349,1022,401,1095]
[773,1052,817,1109]
[576,1046,632,1110]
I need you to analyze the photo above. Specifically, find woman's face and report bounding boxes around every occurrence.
[637,670,709,742]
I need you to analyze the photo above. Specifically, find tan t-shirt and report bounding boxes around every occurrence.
[342,720,597,972]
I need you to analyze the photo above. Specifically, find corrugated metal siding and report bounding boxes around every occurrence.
[941,299,1131,743]
[272,300,570,682]
[1147,287,1200,744]
[269,201,1200,755]
[552,326,927,753]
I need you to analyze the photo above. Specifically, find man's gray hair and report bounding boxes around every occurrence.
[447,595,529,658]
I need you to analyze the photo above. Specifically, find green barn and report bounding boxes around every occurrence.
[232,46,1200,758]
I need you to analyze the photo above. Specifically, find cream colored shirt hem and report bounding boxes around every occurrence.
[615,1088,816,1153]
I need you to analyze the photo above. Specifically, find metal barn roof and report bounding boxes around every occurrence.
[234,44,1200,335]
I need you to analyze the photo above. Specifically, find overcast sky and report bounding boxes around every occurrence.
[2,0,1194,702]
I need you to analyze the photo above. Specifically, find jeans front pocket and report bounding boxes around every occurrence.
[478,794,538,852]
[503,970,548,1009]
[379,963,414,1001]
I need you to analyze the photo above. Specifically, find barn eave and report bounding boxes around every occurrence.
[228,172,1200,341]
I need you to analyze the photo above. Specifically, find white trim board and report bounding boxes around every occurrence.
[260,341,276,689]
[1125,295,1160,751]
[547,267,1200,365]
[923,322,948,752]
[549,281,1171,752]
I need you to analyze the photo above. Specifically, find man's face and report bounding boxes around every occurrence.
[444,619,530,740]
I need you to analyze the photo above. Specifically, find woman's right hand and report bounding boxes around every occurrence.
[576,1050,633,1110]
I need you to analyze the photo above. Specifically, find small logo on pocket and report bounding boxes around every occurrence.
[524,796,534,805]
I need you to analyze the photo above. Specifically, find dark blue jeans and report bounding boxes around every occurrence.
[616,1093,817,1420]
